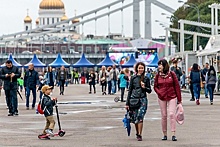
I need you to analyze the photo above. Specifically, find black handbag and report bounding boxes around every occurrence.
[129,98,141,108]
[131,88,142,98]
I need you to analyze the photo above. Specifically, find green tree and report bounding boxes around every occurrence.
[170,0,219,51]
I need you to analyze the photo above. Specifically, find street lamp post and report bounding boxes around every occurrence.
[161,13,180,52]
[155,20,171,56]
[179,1,200,51]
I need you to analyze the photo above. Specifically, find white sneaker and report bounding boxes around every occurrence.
[45,129,54,137]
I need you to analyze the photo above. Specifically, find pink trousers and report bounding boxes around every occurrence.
[158,98,176,132]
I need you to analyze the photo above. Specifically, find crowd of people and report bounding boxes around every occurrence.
[0,58,217,141]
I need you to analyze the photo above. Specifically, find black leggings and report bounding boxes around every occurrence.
[121,87,125,101]
[89,85,96,92]
[101,82,107,92]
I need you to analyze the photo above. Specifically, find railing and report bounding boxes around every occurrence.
[0,53,106,59]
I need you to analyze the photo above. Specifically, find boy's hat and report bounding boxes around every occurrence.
[41,85,53,93]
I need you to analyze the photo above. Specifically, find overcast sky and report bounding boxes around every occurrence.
[0,0,184,38]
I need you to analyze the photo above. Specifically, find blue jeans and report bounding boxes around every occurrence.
[207,84,215,102]
[26,87,37,108]
[65,80,69,87]
[107,81,112,94]
[111,80,117,94]
[204,84,209,97]
[193,83,201,100]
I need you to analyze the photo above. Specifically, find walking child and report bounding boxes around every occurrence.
[38,85,57,139]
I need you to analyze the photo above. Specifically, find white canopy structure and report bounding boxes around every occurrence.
[196,35,220,56]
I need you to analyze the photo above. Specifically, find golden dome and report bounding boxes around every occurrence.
[72,18,80,24]
[24,15,32,23]
[36,18,39,24]
[39,0,64,9]
[61,14,68,21]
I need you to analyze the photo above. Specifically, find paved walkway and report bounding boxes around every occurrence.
[0,84,220,147]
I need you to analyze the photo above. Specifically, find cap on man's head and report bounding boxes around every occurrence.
[206,63,209,65]
[171,58,177,63]
[41,85,53,93]
[6,60,12,64]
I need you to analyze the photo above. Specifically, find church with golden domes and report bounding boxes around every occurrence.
[24,0,80,34]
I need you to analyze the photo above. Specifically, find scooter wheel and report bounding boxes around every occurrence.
[58,131,65,137]
[114,97,119,102]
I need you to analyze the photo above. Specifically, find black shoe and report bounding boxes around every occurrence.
[172,136,177,141]
[136,134,142,141]
[102,92,104,95]
[162,136,167,140]
[205,96,208,98]
[14,112,19,116]
[8,113,13,116]
[190,98,195,101]
[89,92,92,94]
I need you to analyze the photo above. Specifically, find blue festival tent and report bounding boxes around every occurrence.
[1,54,23,68]
[97,53,117,67]
[73,53,95,67]
[122,54,137,68]
[49,53,70,67]
[24,54,46,68]
[147,54,159,67]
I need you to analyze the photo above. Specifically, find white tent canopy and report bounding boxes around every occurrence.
[197,35,220,56]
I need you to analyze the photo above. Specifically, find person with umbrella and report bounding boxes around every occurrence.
[125,62,151,141]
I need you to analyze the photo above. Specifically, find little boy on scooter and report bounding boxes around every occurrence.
[39,85,57,139]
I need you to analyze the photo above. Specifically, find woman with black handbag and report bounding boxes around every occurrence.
[125,62,152,141]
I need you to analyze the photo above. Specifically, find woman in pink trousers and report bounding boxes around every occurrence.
[154,59,182,141]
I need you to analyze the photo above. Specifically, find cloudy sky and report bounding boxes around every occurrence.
[0,0,185,38]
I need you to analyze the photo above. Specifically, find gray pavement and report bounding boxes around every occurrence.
[0,84,220,147]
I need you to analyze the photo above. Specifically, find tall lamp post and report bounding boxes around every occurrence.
[161,13,179,53]
[178,1,200,51]
[155,20,171,57]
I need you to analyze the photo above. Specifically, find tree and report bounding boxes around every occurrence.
[170,0,219,51]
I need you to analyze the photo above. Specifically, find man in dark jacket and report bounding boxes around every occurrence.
[170,59,182,87]
[57,66,67,95]
[0,60,21,116]
[202,63,209,98]
[24,63,39,110]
